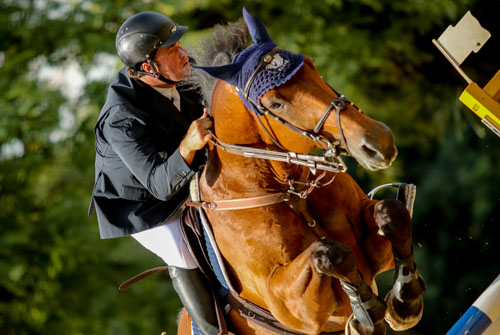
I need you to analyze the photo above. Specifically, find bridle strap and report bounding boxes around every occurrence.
[237,87,346,152]
[238,48,354,157]
[312,96,350,155]
[335,98,350,155]
[210,47,362,174]
[240,91,349,157]
[251,102,288,151]
[243,46,282,99]
[313,100,335,134]
[240,47,338,147]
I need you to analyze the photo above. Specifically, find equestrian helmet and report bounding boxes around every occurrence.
[115,12,188,68]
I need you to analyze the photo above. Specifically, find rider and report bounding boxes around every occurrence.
[88,11,220,334]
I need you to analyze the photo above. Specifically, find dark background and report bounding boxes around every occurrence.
[1,0,499,334]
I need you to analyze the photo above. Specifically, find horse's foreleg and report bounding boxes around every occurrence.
[266,239,337,334]
[372,200,426,331]
[268,238,386,335]
[310,238,387,335]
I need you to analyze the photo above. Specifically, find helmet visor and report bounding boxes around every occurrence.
[156,25,188,48]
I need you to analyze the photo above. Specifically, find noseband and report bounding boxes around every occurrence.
[210,47,360,174]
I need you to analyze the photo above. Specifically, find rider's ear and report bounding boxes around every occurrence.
[141,62,153,74]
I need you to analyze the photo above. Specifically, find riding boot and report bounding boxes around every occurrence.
[168,266,220,335]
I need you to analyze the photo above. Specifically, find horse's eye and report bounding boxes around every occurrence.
[269,102,284,111]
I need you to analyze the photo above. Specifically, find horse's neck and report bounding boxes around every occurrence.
[211,83,260,146]
[209,82,307,191]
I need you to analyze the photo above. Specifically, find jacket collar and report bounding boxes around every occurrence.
[113,67,191,126]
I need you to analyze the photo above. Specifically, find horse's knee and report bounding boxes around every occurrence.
[310,237,354,277]
[374,200,411,245]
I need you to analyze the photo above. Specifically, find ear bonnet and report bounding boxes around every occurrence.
[194,7,304,112]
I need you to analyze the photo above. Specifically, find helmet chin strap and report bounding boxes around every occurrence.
[135,59,180,85]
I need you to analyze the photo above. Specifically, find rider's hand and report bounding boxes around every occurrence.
[179,108,213,165]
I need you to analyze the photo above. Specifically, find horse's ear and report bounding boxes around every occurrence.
[242,7,273,44]
[193,63,243,86]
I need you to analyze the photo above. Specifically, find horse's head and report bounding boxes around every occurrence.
[195,8,397,171]
[260,56,398,171]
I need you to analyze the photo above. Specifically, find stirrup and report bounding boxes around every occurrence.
[393,253,426,302]
[340,280,382,329]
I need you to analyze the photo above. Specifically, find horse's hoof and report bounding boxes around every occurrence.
[374,200,411,245]
[384,289,423,331]
[345,313,386,335]
[310,237,354,277]
[384,253,425,331]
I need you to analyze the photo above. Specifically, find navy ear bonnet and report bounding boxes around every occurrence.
[194,7,304,112]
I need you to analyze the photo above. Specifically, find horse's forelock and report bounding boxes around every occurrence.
[180,20,250,107]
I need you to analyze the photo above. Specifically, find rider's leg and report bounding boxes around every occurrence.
[131,218,220,335]
[168,266,219,335]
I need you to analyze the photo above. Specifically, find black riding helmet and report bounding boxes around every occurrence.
[115,12,188,83]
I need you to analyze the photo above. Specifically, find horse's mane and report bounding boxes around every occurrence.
[181,20,249,107]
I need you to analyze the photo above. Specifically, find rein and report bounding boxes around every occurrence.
[209,131,346,173]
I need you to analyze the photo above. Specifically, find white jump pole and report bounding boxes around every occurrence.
[447,274,500,335]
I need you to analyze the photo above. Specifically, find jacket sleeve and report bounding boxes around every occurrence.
[103,106,198,201]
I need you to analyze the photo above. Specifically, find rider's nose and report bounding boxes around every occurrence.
[179,46,188,57]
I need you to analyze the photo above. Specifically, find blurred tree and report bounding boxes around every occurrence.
[0,0,498,334]
[0,1,186,334]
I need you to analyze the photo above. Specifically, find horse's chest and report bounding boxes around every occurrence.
[212,207,319,264]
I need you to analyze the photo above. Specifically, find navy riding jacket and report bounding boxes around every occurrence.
[89,67,205,239]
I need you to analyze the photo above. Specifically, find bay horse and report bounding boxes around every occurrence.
[179,8,425,335]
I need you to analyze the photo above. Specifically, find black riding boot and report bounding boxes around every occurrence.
[168,266,220,335]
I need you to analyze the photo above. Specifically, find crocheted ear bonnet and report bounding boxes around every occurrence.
[194,7,304,113]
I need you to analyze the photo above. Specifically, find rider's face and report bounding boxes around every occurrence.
[153,42,191,82]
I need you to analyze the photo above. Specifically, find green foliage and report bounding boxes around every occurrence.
[1,0,498,334]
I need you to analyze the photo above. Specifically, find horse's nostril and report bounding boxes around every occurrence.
[361,144,379,159]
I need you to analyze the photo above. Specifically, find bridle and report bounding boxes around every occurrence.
[208,46,361,175]
[189,47,363,213]
[190,45,369,211]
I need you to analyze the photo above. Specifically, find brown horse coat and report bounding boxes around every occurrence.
[195,58,403,334]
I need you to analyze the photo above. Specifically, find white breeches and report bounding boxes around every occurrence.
[131,213,198,269]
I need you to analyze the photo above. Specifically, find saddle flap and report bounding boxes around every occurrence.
[180,206,217,282]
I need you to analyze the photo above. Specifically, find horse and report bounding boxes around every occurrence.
[178,8,425,335]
